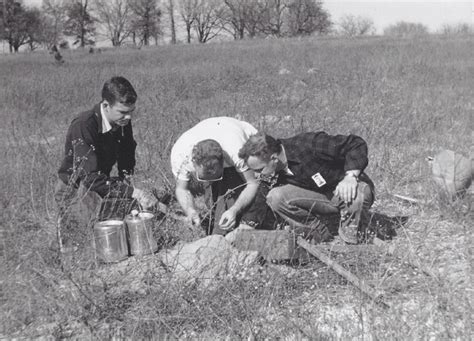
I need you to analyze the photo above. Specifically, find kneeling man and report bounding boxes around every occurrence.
[238,132,375,244]
[171,117,266,234]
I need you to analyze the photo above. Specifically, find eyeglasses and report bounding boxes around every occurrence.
[195,172,223,182]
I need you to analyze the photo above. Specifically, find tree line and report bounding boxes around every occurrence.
[0,0,332,51]
[0,0,472,53]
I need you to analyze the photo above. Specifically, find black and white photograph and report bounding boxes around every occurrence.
[1,0,472,339]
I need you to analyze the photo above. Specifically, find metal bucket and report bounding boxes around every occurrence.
[93,220,129,263]
[124,211,158,256]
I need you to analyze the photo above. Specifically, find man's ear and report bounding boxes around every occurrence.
[102,100,111,110]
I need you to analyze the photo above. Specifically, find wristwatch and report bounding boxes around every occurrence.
[345,172,359,181]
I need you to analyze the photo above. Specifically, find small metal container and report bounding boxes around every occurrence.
[93,220,129,263]
[124,210,158,256]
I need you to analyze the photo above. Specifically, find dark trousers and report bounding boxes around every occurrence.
[266,175,375,244]
[54,180,102,250]
[206,168,277,235]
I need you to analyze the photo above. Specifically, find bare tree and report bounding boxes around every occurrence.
[193,0,224,43]
[259,0,287,37]
[242,0,267,38]
[130,0,161,46]
[24,7,43,51]
[384,21,428,37]
[63,0,95,47]
[338,15,375,37]
[287,0,330,36]
[221,0,270,39]
[94,0,133,46]
[177,0,198,43]
[439,23,472,36]
[42,0,67,48]
[166,0,176,44]
[0,0,35,52]
[222,0,248,40]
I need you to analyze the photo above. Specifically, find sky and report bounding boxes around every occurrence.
[24,0,473,34]
[323,0,473,33]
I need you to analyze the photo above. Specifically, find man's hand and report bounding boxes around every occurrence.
[132,188,157,210]
[219,208,238,231]
[186,209,201,227]
[217,169,259,231]
[335,173,359,204]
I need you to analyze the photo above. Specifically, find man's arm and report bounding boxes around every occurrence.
[175,179,200,226]
[219,169,259,229]
[313,132,368,172]
[312,132,368,203]
[70,121,133,198]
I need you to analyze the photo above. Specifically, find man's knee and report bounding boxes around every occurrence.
[266,187,286,211]
[356,182,374,209]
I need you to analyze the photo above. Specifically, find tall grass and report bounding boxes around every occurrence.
[1,35,472,339]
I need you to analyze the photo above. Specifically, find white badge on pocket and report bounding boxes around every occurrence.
[311,172,326,187]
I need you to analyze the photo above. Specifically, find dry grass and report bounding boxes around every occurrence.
[0,35,472,339]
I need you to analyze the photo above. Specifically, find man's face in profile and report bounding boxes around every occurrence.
[246,154,281,175]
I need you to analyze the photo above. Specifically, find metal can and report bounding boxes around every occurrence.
[124,211,158,256]
[93,220,129,263]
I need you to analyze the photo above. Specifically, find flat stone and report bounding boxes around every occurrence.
[160,235,259,286]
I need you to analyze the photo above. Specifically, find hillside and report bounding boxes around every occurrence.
[1,35,472,339]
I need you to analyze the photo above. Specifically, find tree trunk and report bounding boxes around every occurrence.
[239,27,244,39]
[143,23,149,46]
[186,24,191,43]
[80,25,86,47]
[143,12,150,46]
[168,0,176,44]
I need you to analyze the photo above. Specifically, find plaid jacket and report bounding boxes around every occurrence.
[58,104,137,198]
[278,132,370,192]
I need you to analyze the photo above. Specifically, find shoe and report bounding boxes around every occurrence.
[338,222,358,244]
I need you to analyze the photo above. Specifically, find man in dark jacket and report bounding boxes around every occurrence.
[55,76,156,248]
[238,132,375,244]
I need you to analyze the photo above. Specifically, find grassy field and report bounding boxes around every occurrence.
[1,35,472,339]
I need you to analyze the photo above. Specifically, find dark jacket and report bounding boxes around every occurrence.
[58,104,136,198]
[278,132,373,192]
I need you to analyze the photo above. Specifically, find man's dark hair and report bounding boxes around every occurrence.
[102,76,137,106]
[192,139,224,179]
[238,132,282,161]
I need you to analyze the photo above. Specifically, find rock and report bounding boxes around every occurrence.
[224,223,254,244]
[260,114,281,125]
[278,68,291,75]
[160,235,259,286]
[429,149,472,198]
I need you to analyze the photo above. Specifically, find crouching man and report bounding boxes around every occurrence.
[238,132,375,244]
[170,117,271,235]
[55,76,156,253]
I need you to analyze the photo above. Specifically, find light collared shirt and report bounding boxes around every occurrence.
[170,117,258,181]
[100,103,113,133]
